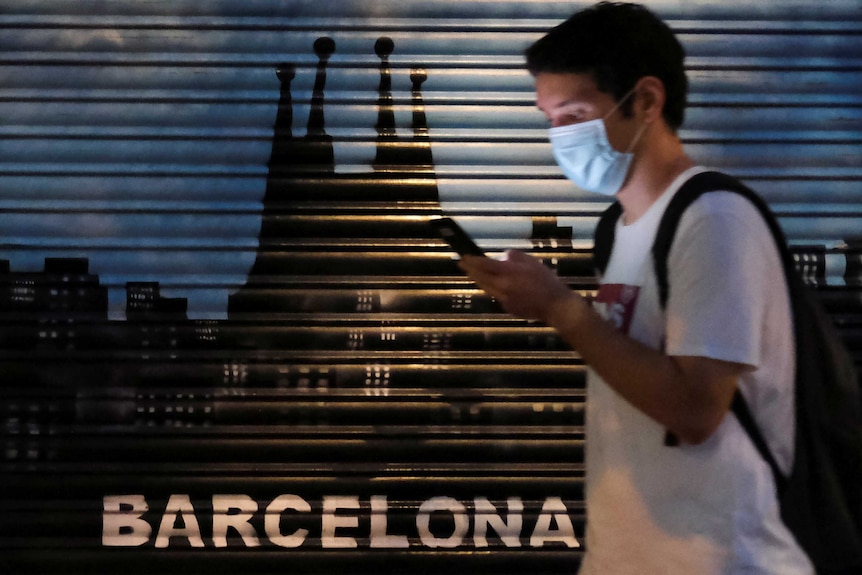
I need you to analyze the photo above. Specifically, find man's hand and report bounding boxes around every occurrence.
[457,250,586,324]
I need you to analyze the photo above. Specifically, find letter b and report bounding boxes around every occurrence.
[103,495,152,547]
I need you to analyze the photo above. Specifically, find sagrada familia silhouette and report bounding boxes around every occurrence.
[227,36,447,316]
[0,36,521,435]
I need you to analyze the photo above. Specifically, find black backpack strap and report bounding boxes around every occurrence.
[654,171,795,307]
[731,390,788,492]
[593,201,623,275]
[653,170,793,487]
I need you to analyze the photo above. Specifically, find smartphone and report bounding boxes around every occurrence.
[430,217,486,257]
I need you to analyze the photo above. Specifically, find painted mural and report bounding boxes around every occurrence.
[2,33,586,574]
[2,2,861,573]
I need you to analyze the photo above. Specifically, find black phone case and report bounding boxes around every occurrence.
[430,217,485,257]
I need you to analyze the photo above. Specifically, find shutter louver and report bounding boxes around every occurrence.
[1,1,860,573]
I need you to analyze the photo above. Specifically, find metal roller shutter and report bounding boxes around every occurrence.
[1,1,860,573]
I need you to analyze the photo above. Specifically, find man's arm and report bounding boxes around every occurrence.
[459,250,745,445]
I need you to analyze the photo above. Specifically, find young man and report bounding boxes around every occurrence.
[458,3,814,573]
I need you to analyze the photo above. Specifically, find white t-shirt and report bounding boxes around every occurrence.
[579,167,814,575]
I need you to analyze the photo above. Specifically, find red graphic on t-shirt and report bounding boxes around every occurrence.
[593,284,640,334]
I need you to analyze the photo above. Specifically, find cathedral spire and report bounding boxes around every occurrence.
[371,38,434,172]
[410,68,429,139]
[275,64,295,138]
[373,37,398,171]
[267,63,295,168]
[307,36,335,138]
[408,67,434,169]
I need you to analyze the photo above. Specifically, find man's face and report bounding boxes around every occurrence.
[535,71,639,153]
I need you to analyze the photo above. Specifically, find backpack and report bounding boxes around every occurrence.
[592,170,862,574]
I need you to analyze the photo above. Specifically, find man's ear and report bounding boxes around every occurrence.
[634,76,666,124]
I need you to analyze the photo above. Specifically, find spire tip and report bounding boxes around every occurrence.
[375,37,395,58]
[313,37,336,59]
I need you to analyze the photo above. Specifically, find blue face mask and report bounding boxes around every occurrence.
[548,93,644,196]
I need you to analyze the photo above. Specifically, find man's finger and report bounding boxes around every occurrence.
[458,254,504,276]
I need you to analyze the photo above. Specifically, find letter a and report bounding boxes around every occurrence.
[155,494,205,548]
[529,497,579,548]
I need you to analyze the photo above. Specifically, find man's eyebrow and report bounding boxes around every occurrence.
[538,99,574,112]
[553,101,588,114]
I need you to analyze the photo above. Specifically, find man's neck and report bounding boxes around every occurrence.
[616,147,694,225]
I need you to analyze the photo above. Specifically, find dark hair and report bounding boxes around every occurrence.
[525,2,687,130]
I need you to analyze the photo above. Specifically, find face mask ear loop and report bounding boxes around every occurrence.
[603,85,639,122]
[625,121,649,154]
[602,85,645,154]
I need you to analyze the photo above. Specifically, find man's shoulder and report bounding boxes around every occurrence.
[666,169,771,227]
[675,190,772,243]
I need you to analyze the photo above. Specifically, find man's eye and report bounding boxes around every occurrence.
[550,113,583,127]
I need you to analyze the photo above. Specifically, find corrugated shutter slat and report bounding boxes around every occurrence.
[1,2,860,573]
